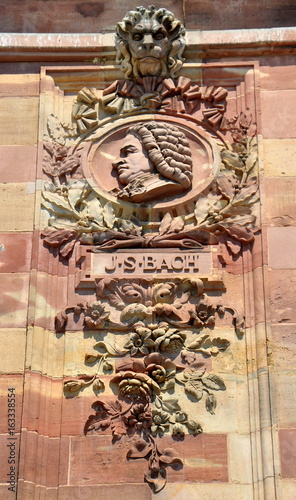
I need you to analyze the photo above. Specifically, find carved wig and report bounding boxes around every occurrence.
[115,5,186,80]
[128,122,193,189]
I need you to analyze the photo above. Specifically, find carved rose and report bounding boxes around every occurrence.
[152,326,186,353]
[120,353,179,392]
[111,371,160,400]
[123,403,152,431]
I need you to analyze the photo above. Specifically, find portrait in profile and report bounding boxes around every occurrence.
[112,121,193,203]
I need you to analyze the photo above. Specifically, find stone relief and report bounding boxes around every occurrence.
[112,121,193,202]
[42,112,258,257]
[59,277,243,492]
[40,4,259,493]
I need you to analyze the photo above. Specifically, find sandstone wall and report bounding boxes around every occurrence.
[0,20,295,500]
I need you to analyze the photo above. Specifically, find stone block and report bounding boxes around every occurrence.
[0,329,26,373]
[270,324,296,369]
[279,429,296,478]
[0,145,37,183]
[0,273,30,328]
[268,269,296,324]
[260,90,296,139]
[22,372,63,437]
[228,433,253,484]
[0,183,35,232]
[152,482,253,500]
[268,227,296,269]
[259,60,296,91]
[18,430,60,487]
[69,433,227,485]
[0,74,40,97]
[263,139,296,177]
[265,177,296,226]
[57,484,151,500]
[0,233,33,273]
[274,372,296,428]
[27,327,65,378]
[0,97,39,145]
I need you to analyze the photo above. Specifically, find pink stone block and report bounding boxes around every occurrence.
[279,429,296,478]
[0,233,33,273]
[260,90,296,139]
[268,227,296,269]
[0,145,37,183]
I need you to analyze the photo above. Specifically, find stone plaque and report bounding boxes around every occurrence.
[92,250,212,276]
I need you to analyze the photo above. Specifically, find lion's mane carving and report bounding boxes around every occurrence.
[115,5,186,80]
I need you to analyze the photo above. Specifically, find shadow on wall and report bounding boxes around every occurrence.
[0,0,295,33]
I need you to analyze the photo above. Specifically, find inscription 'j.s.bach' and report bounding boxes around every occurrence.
[104,253,200,273]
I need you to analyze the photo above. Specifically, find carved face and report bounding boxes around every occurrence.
[128,21,170,77]
[112,134,153,185]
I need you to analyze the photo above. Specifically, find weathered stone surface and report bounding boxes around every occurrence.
[260,90,296,139]
[268,227,296,269]
[0,145,37,183]
[0,233,33,273]
[268,269,296,324]
[0,97,39,145]
[263,139,296,177]
[0,329,26,373]
[0,184,35,232]
[57,484,151,500]
[0,74,40,96]
[265,177,296,226]
[69,434,228,485]
[0,273,30,328]
[279,429,296,478]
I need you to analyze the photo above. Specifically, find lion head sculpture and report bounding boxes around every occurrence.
[115,5,186,80]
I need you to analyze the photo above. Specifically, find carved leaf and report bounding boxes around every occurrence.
[42,191,79,219]
[245,150,257,173]
[64,380,83,392]
[216,175,236,200]
[86,195,104,226]
[212,337,231,351]
[42,228,77,247]
[159,448,183,466]
[205,394,217,414]
[47,114,65,144]
[168,216,184,234]
[187,334,211,351]
[127,438,152,459]
[85,353,100,363]
[93,341,124,357]
[103,201,116,229]
[223,224,254,243]
[60,236,78,258]
[232,184,259,207]
[160,399,181,413]
[159,212,172,235]
[58,155,80,176]
[185,384,203,401]
[145,468,167,493]
[194,195,211,225]
[202,374,226,391]
[221,150,244,171]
